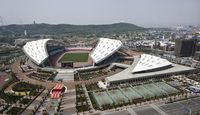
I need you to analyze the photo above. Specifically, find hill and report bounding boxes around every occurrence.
[0,23,145,36]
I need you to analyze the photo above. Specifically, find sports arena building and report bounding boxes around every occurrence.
[23,39,65,67]
[22,38,123,81]
[22,38,196,83]
[106,54,196,85]
[23,38,122,68]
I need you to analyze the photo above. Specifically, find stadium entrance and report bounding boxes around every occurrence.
[61,61,74,68]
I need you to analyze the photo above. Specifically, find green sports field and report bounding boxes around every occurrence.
[59,53,89,62]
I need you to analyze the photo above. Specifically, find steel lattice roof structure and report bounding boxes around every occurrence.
[23,39,51,65]
[132,54,172,73]
[23,38,123,66]
[90,38,123,64]
[106,54,196,84]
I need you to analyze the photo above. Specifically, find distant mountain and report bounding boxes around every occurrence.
[0,23,145,36]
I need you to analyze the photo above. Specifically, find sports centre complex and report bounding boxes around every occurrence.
[22,37,196,86]
[21,38,199,110]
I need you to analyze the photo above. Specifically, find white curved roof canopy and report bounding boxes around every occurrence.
[23,39,51,65]
[90,38,123,64]
[132,54,172,73]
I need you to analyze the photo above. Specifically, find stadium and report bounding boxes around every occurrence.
[22,38,196,84]
[23,38,123,68]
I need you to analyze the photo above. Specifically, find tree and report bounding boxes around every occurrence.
[42,96,45,101]
[25,91,28,96]
[185,94,188,99]
[34,106,37,112]
[40,100,43,105]
[169,97,172,103]
[31,110,35,114]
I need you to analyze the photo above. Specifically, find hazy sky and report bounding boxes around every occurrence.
[0,0,199,27]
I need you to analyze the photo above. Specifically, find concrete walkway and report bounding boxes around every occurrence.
[127,108,138,115]
[150,104,168,115]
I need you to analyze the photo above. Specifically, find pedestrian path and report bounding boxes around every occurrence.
[127,108,138,115]
[150,104,168,115]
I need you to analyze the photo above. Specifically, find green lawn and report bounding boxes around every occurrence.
[59,53,89,62]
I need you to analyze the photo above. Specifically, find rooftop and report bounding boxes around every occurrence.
[106,55,196,83]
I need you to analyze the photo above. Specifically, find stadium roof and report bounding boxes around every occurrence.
[90,38,123,64]
[106,55,196,84]
[23,38,122,65]
[132,54,172,73]
[23,39,51,65]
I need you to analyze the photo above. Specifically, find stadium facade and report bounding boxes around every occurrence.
[23,38,122,68]
[22,38,196,83]
[23,39,65,66]
[106,54,196,85]
[90,38,122,64]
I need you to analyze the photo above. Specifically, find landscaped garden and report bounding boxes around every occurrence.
[86,83,101,91]
[0,104,10,114]
[75,85,90,113]
[0,81,45,114]
[27,70,57,81]
[0,91,23,104]
[79,70,108,80]
[0,72,17,92]
[6,107,24,114]
[20,98,32,105]
[12,82,43,96]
